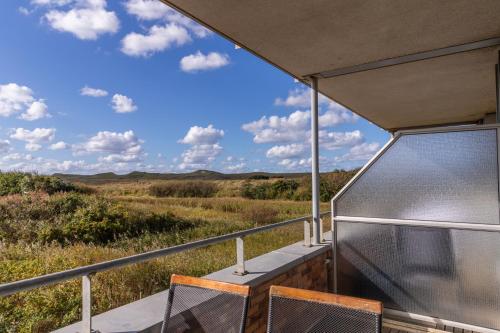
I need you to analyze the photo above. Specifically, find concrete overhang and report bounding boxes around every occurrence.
[160,0,500,131]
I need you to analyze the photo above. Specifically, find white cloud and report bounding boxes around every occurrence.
[111,94,137,113]
[180,51,229,73]
[266,143,307,159]
[274,88,359,126]
[26,143,43,151]
[178,124,224,170]
[121,23,191,57]
[242,111,310,144]
[98,153,142,163]
[225,162,246,172]
[10,128,56,144]
[19,100,51,121]
[178,143,222,170]
[0,140,11,153]
[319,107,358,127]
[275,89,311,108]
[44,0,119,40]
[19,7,32,15]
[124,0,211,38]
[278,158,311,170]
[335,142,380,163]
[124,0,169,20]
[49,141,69,150]
[179,124,224,145]
[0,83,49,120]
[2,153,33,162]
[80,85,108,97]
[319,130,364,150]
[73,130,144,164]
[31,0,73,6]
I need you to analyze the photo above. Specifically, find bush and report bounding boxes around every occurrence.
[293,170,358,202]
[240,179,299,200]
[149,181,218,198]
[242,206,279,225]
[0,193,194,245]
[247,175,269,180]
[240,170,357,202]
[0,172,79,196]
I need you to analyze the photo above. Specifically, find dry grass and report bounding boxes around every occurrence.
[0,180,330,333]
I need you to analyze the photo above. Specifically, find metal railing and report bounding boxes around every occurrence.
[0,211,330,332]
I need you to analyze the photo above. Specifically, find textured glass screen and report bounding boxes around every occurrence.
[337,221,500,330]
[336,129,499,224]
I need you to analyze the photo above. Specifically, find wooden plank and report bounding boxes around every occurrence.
[269,285,383,314]
[170,274,250,296]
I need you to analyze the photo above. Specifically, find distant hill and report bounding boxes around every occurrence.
[53,170,315,184]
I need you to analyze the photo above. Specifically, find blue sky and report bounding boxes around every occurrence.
[0,0,388,174]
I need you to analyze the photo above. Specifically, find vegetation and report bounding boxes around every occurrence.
[0,172,83,196]
[0,170,356,332]
[149,181,218,198]
[240,169,358,202]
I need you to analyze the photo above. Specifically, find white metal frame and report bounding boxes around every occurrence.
[330,123,500,333]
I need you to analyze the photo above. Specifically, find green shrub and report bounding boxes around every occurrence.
[240,179,299,200]
[240,170,357,202]
[149,181,218,198]
[0,172,80,196]
[0,193,194,245]
[247,175,269,180]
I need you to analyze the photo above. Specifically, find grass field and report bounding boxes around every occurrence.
[0,173,346,332]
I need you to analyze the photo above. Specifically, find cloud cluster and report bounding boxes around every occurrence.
[242,111,310,144]
[42,0,120,40]
[0,83,50,121]
[73,130,144,163]
[111,94,137,113]
[179,124,224,145]
[243,88,378,170]
[180,51,230,73]
[10,127,56,151]
[80,86,108,97]
[49,141,69,150]
[0,140,11,153]
[266,143,306,159]
[124,0,211,38]
[178,125,224,170]
[121,23,191,57]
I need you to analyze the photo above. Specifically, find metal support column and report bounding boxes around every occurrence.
[310,76,321,245]
[496,51,500,123]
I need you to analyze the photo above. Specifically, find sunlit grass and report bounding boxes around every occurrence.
[0,181,330,333]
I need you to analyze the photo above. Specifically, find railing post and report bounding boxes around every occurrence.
[82,274,92,333]
[303,220,311,247]
[234,237,247,276]
[320,218,324,242]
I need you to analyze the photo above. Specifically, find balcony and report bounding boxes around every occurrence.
[2,125,499,333]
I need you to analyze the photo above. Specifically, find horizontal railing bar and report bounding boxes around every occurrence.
[0,211,330,297]
[334,216,500,232]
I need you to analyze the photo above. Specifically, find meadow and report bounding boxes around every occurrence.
[0,171,353,332]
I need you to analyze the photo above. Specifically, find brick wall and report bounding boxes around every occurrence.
[245,249,332,333]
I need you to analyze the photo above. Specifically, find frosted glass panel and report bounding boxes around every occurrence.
[336,129,499,224]
[337,221,500,330]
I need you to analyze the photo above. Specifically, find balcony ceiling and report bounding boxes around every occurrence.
[160,0,500,131]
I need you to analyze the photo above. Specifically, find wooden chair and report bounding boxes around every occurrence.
[267,286,383,333]
[161,274,251,333]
